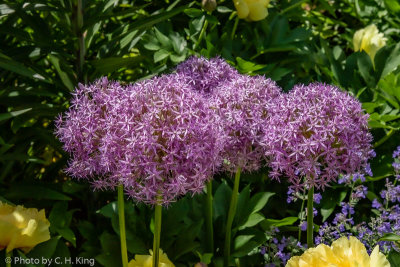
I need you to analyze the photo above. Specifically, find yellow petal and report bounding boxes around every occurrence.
[370,246,391,267]
[247,2,268,21]
[353,28,365,51]
[0,202,50,253]
[128,249,175,267]
[233,0,249,19]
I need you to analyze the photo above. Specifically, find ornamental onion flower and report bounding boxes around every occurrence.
[286,236,390,267]
[128,249,174,267]
[353,24,387,64]
[210,75,281,173]
[0,202,50,253]
[175,56,240,96]
[56,75,223,205]
[263,83,373,190]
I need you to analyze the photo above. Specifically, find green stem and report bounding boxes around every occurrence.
[194,16,209,50]
[374,129,396,148]
[6,250,12,267]
[231,16,239,40]
[118,185,128,267]
[298,193,306,241]
[153,203,162,267]
[205,180,214,253]
[224,167,241,267]
[307,186,314,248]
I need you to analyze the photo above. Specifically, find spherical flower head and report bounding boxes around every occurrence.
[286,236,390,267]
[210,75,281,173]
[353,24,387,64]
[175,56,240,95]
[0,202,50,253]
[128,249,174,267]
[55,77,125,178]
[102,74,223,205]
[263,83,373,190]
[233,0,270,21]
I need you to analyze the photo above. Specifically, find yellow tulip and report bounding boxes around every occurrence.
[0,202,50,253]
[353,24,387,64]
[128,249,175,267]
[286,236,390,267]
[233,0,270,21]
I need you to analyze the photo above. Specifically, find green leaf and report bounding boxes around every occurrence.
[91,56,143,74]
[248,192,275,215]
[320,189,347,221]
[384,0,400,13]
[378,233,400,242]
[154,49,170,62]
[25,237,61,267]
[5,184,71,200]
[238,212,265,230]
[260,217,298,230]
[0,108,32,122]
[0,57,47,82]
[388,250,400,267]
[48,54,75,91]
[234,235,255,250]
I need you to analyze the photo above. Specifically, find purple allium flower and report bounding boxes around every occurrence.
[55,77,123,178]
[175,56,240,95]
[55,75,223,205]
[209,75,282,173]
[263,83,373,190]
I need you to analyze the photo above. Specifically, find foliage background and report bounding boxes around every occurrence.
[0,0,399,266]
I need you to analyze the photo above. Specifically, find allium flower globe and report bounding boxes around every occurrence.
[56,75,223,205]
[210,75,281,173]
[176,56,239,95]
[263,83,373,190]
[55,78,124,178]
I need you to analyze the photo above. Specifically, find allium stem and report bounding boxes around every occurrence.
[298,192,306,241]
[195,16,209,50]
[307,186,314,248]
[6,250,12,267]
[205,180,214,253]
[231,16,239,40]
[153,202,162,267]
[224,166,241,267]
[117,185,128,267]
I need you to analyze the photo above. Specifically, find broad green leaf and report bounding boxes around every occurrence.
[320,189,347,221]
[154,49,170,62]
[248,192,275,215]
[0,108,32,122]
[234,235,255,250]
[48,54,75,91]
[388,250,400,267]
[5,185,71,200]
[238,212,265,229]
[0,57,47,81]
[260,217,298,230]
[379,233,400,242]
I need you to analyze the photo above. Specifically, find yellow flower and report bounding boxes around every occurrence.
[233,0,270,21]
[0,202,50,253]
[128,249,175,267]
[353,24,387,64]
[286,236,391,267]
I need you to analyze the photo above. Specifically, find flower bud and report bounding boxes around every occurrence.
[202,0,217,12]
